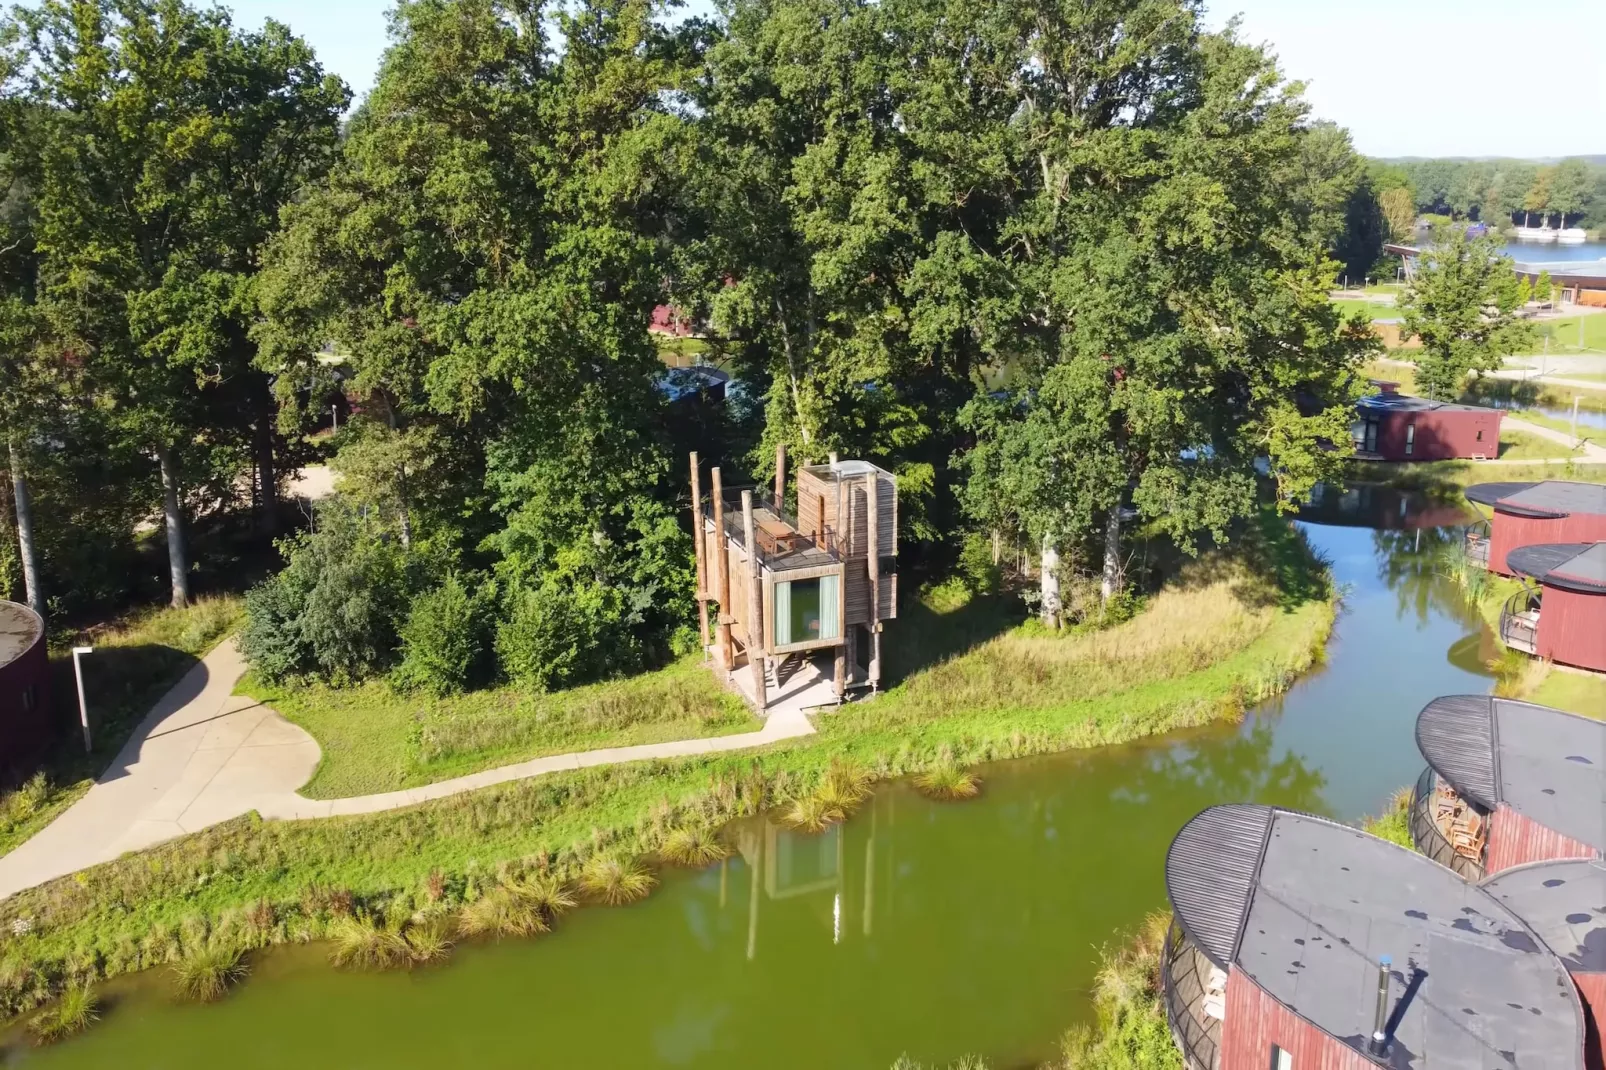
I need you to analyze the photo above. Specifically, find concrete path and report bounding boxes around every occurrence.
[0,640,819,899]
[1500,416,1606,461]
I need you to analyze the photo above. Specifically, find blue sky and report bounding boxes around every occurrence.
[224,0,1605,159]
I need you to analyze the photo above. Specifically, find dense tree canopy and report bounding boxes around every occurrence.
[1398,227,1533,401]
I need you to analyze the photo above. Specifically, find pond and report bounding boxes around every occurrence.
[16,491,1497,1070]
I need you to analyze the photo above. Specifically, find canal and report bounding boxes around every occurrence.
[16,491,1497,1069]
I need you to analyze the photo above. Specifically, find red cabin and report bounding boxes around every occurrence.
[1164,804,1586,1070]
[1411,696,1603,880]
[0,601,52,782]
[1466,481,1606,576]
[1501,543,1606,673]
[1352,384,1503,461]
[1482,859,1606,1070]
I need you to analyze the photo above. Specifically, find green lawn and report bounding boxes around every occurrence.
[1332,299,1393,321]
[1529,671,1606,720]
[1526,313,1606,355]
[1497,428,1585,461]
[244,656,761,798]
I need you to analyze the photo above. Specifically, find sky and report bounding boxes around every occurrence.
[224,0,1606,160]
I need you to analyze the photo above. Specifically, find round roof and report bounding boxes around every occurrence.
[1482,859,1606,975]
[1465,481,1537,507]
[0,600,44,672]
[1508,542,1606,594]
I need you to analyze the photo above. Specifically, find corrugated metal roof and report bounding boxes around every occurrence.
[0,600,43,672]
[1508,542,1606,593]
[1415,695,1499,809]
[1465,481,1537,507]
[1164,803,1272,968]
[1499,481,1606,519]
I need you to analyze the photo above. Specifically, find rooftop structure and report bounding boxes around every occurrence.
[1164,803,1587,1070]
[1411,697,1604,879]
[1465,482,1606,576]
[1352,383,1502,462]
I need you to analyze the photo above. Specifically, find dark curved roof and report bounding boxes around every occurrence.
[1465,481,1537,507]
[1166,805,1586,1068]
[1482,859,1606,974]
[0,600,43,673]
[1486,481,1606,520]
[1417,696,1606,851]
[1508,542,1606,594]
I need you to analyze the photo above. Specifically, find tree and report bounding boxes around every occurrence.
[1380,187,1417,243]
[14,0,347,606]
[1522,168,1554,228]
[1397,227,1533,400]
[1549,159,1590,229]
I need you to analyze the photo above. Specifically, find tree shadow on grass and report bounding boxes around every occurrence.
[880,590,1024,690]
[43,644,205,786]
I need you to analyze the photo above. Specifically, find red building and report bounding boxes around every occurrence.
[1502,542,1606,673]
[1164,804,1586,1070]
[0,601,52,782]
[1411,696,1603,880]
[1352,382,1503,461]
[1466,481,1606,575]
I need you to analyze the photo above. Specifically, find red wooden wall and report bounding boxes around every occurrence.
[1372,408,1503,462]
[1486,805,1601,875]
[0,624,52,781]
[1490,510,1606,574]
[1536,585,1606,672]
[1220,969,1373,1070]
[1574,972,1606,1070]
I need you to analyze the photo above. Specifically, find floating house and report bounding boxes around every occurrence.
[1164,804,1587,1070]
[1411,696,1603,881]
[1465,481,1606,575]
[1499,542,1606,673]
[0,601,51,781]
[1481,858,1606,1062]
[1351,381,1503,462]
[689,449,896,710]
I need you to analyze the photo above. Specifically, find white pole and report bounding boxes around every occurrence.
[71,646,93,752]
[1574,395,1581,448]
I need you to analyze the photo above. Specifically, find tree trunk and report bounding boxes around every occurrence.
[255,414,277,537]
[8,439,44,618]
[1101,508,1122,604]
[1039,533,1061,628]
[159,445,191,608]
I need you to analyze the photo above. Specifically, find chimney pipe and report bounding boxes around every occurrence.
[1369,954,1392,1056]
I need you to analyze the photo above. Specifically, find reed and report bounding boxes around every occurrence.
[402,916,455,963]
[327,915,412,971]
[171,946,248,1002]
[658,825,732,866]
[578,854,656,905]
[815,758,872,809]
[457,887,551,940]
[912,762,981,801]
[28,985,98,1045]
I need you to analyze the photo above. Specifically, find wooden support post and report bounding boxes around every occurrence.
[833,646,846,701]
[690,453,709,656]
[742,490,768,710]
[712,467,733,673]
[866,471,881,689]
[773,442,786,510]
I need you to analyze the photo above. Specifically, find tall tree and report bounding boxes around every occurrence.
[1549,158,1590,229]
[14,0,347,606]
[1522,167,1554,228]
[1398,227,1533,401]
[1379,187,1417,243]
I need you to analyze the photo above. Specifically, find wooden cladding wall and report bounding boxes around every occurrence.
[795,468,896,558]
[1490,511,1606,575]
[1219,968,1372,1070]
[844,561,897,625]
[726,540,754,649]
[1486,805,1601,875]
[1536,586,1606,673]
[1572,972,1606,1070]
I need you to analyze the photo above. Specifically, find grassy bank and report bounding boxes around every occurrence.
[244,657,760,798]
[0,517,1334,1024]
[0,598,243,857]
[1350,457,1606,491]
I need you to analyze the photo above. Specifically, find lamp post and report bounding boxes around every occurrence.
[71,646,93,752]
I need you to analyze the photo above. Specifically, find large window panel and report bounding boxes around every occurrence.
[773,575,841,646]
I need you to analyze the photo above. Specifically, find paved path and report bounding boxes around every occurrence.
[0,641,818,899]
[1500,416,1606,461]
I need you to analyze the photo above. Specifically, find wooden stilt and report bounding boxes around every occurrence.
[712,467,733,673]
[690,453,709,657]
[773,442,786,510]
[742,490,768,709]
[866,470,881,689]
[833,647,846,701]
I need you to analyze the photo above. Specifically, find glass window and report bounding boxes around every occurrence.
[772,575,841,646]
[1405,422,1416,455]
[1269,1046,1293,1070]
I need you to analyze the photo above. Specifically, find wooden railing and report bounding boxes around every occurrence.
[1409,767,1486,879]
[1499,587,1540,655]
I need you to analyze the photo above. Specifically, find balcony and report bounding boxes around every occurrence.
[1464,521,1490,569]
[1162,920,1222,1070]
[709,489,841,570]
[1409,767,1486,879]
[1499,588,1540,655]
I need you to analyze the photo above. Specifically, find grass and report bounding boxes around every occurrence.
[1352,458,1606,490]
[27,985,97,1045]
[1523,314,1606,355]
[171,946,248,1002]
[912,761,982,801]
[1528,671,1606,719]
[1496,428,1583,461]
[327,915,413,971]
[657,825,732,866]
[0,512,1336,1023]
[244,655,759,799]
[1359,788,1415,850]
[458,874,575,940]
[0,597,243,858]
[1332,299,1392,321]
[1055,913,1181,1070]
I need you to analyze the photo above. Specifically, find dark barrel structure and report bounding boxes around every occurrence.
[1482,859,1606,1070]
[1351,385,1503,462]
[1412,696,1604,879]
[1163,804,1586,1070]
[1466,481,1606,576]
[1502,542,1606,672]
[0,600,51,781]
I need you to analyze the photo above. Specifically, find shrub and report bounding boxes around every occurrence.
[171,946,248,1002]
[394,572,493,696]
[781,794,846,832]
[957,532,1002,595]
[29,985,98,1045]
[495,578,643,690]
[659,825,731,866]
[913,762,981,801]
[327,914,412,971]
[578,855,656,905]
[458,887,551,940]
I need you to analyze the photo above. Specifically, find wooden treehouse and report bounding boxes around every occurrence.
[688,448,897,711]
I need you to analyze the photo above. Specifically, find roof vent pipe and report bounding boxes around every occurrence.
[1369,954,1392,1056]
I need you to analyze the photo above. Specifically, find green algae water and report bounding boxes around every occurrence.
[16,492,1500,1069]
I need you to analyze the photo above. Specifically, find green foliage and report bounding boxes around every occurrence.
[28,985,98,1045]
[658,825,732,866]
[171,946,248,1003]
[577,855,656,906]
[394,573,494,696]
[1398,226,1534,400]
[912,761,982,801]
[494,578,641,691]
[1360,788,1415,850]
[327,915,413,971]
[1379,186,1417,242]
[956,533,1003,596]
[1057,915,1181,1070]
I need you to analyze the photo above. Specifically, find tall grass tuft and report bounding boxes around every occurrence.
[458,887,551,940]
[1361,788,1415,850]
[816,758,872,809]
[578,854,656,905]
[1437,540,1489,604]
[171,945,248,1002]
[327,914,412,970]
[913,762,981,801]
[28,985,99,1045]
[659,825,732,866]
[1491,649,1550,699]
[402,916,455,964]
[781,793,846,832]
[1057,913,1180,1069]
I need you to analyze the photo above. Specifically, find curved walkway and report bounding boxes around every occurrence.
[0,642,816,900]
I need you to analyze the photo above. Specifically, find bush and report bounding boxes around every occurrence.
[957,532,1002,595]
[496,579,642,691]
[394,573,493,696]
